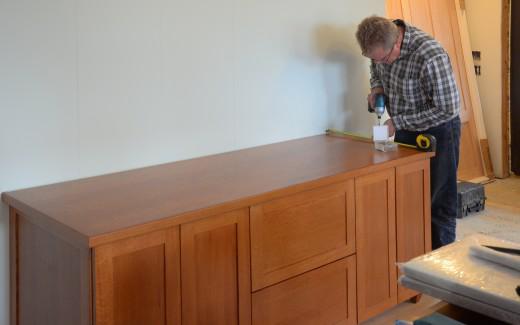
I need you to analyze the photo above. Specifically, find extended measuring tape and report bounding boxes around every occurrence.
[326,129,436,152]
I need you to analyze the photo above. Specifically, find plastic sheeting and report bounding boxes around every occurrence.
[399,234,520,323]
[469,244,520,272]
[400,276,520,324]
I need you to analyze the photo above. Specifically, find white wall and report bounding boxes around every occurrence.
[0,0,384,321]
[465,0,504,176]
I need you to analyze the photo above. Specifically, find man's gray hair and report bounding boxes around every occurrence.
[356,16,399,56]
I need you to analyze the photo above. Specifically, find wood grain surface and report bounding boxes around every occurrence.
[2,135,432,247]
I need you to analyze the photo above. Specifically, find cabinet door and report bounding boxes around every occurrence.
[355,169,397,322]
[250,180,355,290]
[252,256,357,325]
[181,209,251,325]
[396,159,431,302]
[94,227,180,325]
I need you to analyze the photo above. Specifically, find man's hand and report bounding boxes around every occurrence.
[384,118,395,137]
[367,87,384,109]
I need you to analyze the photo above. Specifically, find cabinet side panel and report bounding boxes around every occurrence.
[17,214,90,325]
[9,208,18,325]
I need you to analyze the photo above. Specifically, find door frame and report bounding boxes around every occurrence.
[502,0,511,177]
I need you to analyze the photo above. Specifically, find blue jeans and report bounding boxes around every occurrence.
[395,116,461,249]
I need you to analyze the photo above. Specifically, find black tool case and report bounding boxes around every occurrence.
[457,181,486,218]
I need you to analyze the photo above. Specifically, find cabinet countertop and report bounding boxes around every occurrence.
[2,134,433,247]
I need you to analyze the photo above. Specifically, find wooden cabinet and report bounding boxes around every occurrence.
[252,256,357,325]
[94,228,181,325]
[2,135,433,325]
[250,180,355,291]
[181,209,251,325]
[355,168,397,322]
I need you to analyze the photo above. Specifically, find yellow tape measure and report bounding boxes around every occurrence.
[416,134,431,150]
[415,134,436,152]
[326,129,436,152]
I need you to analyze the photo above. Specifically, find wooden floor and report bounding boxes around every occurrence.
[485,174,520,210]
[360,175,520,324]
[359,295,445,325]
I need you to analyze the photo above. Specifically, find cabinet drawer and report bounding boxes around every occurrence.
[252,256,357,325]
[250,180,355,290]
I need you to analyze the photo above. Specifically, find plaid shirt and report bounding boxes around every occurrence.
[370,20,460,131]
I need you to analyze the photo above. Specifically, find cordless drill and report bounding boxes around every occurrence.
[368,93,387,125]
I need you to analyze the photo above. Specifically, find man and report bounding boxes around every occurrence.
[355,16,461,249]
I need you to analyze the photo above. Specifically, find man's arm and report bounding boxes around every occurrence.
[391,54,460,130]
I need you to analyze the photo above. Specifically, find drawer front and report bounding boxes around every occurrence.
[250,180,355,290]
[252,256,357,325]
